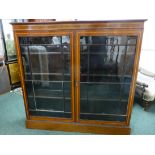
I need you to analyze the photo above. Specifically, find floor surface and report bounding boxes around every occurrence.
[0,90,155,135]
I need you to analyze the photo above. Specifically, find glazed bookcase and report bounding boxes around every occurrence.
[12,20,146,134]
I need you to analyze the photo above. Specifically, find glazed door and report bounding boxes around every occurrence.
[18,32,74,121]
[76,32,138,123]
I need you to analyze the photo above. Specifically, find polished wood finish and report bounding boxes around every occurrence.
[12,20,146,134]
[26,119,131,135]
[11,20,146,32]
[14,31,75,122]
[75,30,143,126]
[126,32,144,125]
[14,34,30,119]
[28,19,56,22]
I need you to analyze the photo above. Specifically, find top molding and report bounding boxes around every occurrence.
[11,19,147,25]
[11,19,147,31]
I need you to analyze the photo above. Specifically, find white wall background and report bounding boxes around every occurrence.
[1,0,155,50]
[0,0,155,71]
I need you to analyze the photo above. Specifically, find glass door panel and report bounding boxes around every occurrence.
[79,35,137,122]
[20,35,72,119]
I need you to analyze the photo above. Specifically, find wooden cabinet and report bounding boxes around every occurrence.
[12,20,146,134]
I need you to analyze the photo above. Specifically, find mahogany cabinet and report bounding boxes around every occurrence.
[12,20,146,134]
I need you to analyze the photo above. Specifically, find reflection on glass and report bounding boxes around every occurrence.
[80,83,130,100]
[19,36,70,45]
[127,37,137,45]
[80,35,137,121]
[20,35,72,118]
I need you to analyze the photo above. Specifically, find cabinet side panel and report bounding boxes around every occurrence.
[13,32,30,119]
[126,31,144,125]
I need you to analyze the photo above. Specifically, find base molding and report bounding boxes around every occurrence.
[26,119,131,135]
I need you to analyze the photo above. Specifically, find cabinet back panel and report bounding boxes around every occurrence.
[79,35,137,121]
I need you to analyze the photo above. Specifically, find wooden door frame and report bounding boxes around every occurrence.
[14,31,75,122]
[75,29,143,126]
